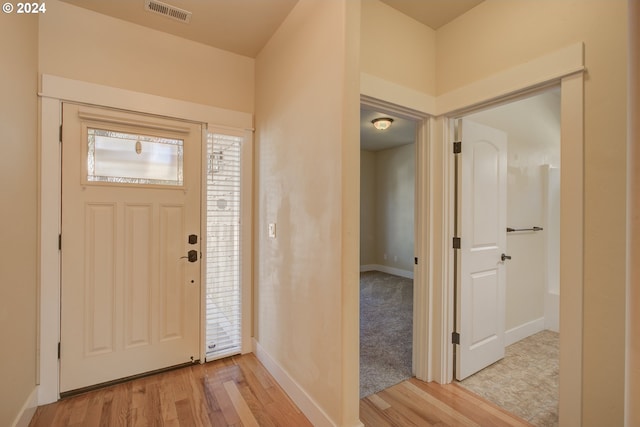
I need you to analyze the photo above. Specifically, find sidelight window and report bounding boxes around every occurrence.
[205,132,243,360]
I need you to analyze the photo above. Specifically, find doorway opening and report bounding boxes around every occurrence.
[359,102,423,398]
[453,87,561,425]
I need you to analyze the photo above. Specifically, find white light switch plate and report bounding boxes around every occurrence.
[268,223,276,238]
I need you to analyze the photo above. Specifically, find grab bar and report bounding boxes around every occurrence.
[506,226,543,232]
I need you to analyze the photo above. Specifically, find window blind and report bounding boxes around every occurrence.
[205,132,242,361]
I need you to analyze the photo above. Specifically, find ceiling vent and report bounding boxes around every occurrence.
[144,0,192,23]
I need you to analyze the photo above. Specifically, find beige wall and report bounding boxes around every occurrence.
[437,2,628,425]
[360,0,436,95]
[39,0,255,113]
[254,1,360,425]
[360,145,415,272]
[375,144,415,273]
[360,150,376,265]
[0,13,38,427]
[436,0,623,94]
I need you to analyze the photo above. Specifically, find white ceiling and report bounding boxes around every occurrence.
[58,0,483,58]
[361,88,561,153]
[59,0,299,58]
[379,0,484,29]
[360,109,417,152]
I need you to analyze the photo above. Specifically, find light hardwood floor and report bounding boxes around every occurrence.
[30,354,532,427]
[361,378,533,427]
[29,354,312,427]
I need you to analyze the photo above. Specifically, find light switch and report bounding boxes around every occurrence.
[268,223,276,238]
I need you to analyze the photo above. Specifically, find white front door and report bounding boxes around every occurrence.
[456,119,508,381]
[60,104,202,392]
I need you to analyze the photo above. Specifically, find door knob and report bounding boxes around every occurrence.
[501,253,512,261]
[180,250,198,262]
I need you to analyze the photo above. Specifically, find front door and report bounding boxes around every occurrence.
[456,119,508,380]
[60,104,202,392]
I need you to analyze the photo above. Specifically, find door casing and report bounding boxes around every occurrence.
[360,95,431,380]
[439,76,584,427]
[38,74,253,404]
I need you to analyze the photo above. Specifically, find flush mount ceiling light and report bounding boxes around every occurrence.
[372,117,394,130]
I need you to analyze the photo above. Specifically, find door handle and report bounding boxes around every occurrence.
[501,253,512,261]
[180,250,198,263]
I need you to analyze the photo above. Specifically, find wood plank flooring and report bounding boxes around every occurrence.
[30,354,533,427]
[360,378,534,427]
[29,354,312,427]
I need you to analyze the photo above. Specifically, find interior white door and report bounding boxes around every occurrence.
[60,104,202,392]
[456,119,508,381]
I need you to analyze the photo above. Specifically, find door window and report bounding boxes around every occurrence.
[87,128,184,186]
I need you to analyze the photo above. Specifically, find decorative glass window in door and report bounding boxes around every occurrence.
[87,128,184,186]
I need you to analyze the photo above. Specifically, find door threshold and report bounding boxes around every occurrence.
[59,360,200,399]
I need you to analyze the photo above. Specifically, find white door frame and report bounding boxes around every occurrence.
[38,74,253,404]
[360,95,431,380]
[436,46,585,426]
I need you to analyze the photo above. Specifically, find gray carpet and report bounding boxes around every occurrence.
[458,330,559,426]
[359,271,413,398]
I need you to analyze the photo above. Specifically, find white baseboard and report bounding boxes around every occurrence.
[505,317,545,346]
[360,264,414,279]
[12,387,38,427]
[253,339,338,427]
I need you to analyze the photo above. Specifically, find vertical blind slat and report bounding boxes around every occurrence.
[205,132,242,361]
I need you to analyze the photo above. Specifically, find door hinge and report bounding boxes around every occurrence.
[453,141,461,154]
[453,237,461,249]
[59,124,62,143]
[414,257,418,265]
[58,234,62,251]
[452,332,460,345]
[57,342,61,359]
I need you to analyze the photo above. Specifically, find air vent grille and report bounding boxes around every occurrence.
[144,0,192,23]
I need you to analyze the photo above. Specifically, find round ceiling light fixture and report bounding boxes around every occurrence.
[371,117,394,131]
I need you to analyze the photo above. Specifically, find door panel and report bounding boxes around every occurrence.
[123,203,153,349]
[60,104,201,392]
[456,119,507,380]
[159,204,187,341]
[84,203,116,356]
